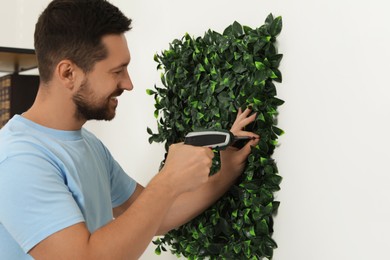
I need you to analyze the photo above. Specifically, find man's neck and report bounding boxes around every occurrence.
[23,87,86,131]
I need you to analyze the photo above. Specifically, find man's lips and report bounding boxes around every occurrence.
[109,89,124,103]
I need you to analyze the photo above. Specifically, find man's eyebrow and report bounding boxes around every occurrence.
[111,62,129,71]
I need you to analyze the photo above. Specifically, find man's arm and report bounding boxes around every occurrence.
[157,166,245,235]
[29,144,214,260]
[113,165,243,236]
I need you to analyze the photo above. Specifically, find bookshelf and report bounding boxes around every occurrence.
[0,47,39,128]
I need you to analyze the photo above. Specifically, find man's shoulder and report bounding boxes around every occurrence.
[0,117,62,167]
[0,119,34,161]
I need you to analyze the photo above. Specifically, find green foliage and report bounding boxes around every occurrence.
[147,13,283,259]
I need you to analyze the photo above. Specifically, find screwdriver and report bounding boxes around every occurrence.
[184,130,258,150]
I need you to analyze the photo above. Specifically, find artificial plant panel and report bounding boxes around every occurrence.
[147,14,283,259]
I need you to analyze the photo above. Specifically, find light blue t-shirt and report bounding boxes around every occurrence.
[0,115,137,259]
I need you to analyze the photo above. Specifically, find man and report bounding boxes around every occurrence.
[0,0,259,259]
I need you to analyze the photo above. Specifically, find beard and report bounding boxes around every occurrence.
[72,77,122,121]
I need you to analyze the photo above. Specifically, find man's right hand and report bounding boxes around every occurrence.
[158,143,214,196]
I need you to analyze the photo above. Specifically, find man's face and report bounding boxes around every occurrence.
[72,34,133,121]
[72,76,123,121]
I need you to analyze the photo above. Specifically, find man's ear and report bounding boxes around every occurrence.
[56,60,79,90]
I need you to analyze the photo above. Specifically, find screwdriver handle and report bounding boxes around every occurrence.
[184,130,234,149]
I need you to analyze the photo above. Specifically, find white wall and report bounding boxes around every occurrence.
[1,0,390,259]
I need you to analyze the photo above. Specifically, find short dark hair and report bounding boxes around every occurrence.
[34,0,132,83]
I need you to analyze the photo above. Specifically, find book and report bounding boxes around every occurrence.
[0,74,39,128]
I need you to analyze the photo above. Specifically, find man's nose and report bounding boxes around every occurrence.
[120,70,133,91]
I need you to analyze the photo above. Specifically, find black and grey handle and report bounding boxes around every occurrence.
[184,130,254,150]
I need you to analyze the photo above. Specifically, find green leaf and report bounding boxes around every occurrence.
[146,89,156,95]
[233,244,241,254]
[210,67,217,76]
[232,209,238,219]
[252,211,262,221]
[253,97,262,105]
[196,112,204,120]
[272,126,285,136]
[185,243,198,254]
[219,217,232,236]
[265,165,274,175]
[244,208,252,224]
[260,157,268,166]
[258,219,269,235]
[268,54,283,68]
[233,63,247,74]
[223,24,233,36]
[264,202,274,215]
[210,81,217,93]
[154,53,160,62]
[255,61,266,70]
[243,25,253,34]
[155,246,161,255]
[232,21,243,36]
[191,100,198,108]
[271,97,285,107]
[273,201,281,214]
[223,21,243,37]
[244,240,251,257]
[249,226,256,237]
[234,52,242,60]
[204,56,209,65]
[258,112,265,122]
[269,16,283,37]
[192,230,199,240]
[265,13,274,25]
[272,68,283,82]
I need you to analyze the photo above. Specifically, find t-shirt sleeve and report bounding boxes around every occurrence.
[82,129,137,209]
[109,158,137,208]
[0,154,85,253]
